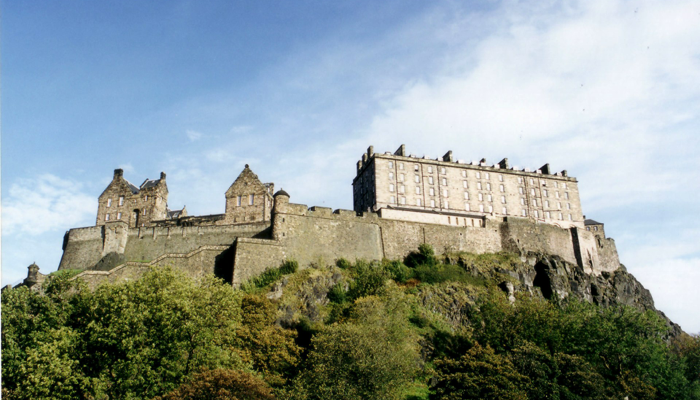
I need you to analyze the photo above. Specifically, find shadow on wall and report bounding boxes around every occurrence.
[533,261,553,300]
[214,246,236,284]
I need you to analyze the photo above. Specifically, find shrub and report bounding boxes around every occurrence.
[336,258,352,269]
[405,244,438,268]
[413,264,470,284]
[153,369,275,400]
[327,283,348,304]
[279,260,299,275]
[385,260,413,283]
[347,261,389,300]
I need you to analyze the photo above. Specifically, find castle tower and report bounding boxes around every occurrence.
[224,165,275,224]
[96,169,168,228]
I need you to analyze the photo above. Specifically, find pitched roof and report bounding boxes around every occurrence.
[124,180,140,194]
[584,219,603,226]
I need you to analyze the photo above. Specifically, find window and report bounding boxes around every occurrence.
[462,170,467,177]
[443,189,449,197]
[431,199,436,207]
[429,187,435,196]
[485,172,490,180]
[567,203,571,210]
[531,188,536,195]
[501,196,506,203]
[533,199,538,207]
[587,227,591,231]
[488,205,493,213]
[237,196,242,206]
[558,202,562,209]
[529,178,534,185]
[463,181,468,188]
[478,193,483,201]
[414,164,419,171]
[477,182,482,190]
[389,161,394,168]
[417,199,422,206]
[543,189,548,197]
[107,198,112,207]
[441,178,447,186]
[500,184,505,192]
[479,204,485,212]
[445,200,449,209]
[562,183,567,189]
[559,213,563,220]
[399,174,405,182]
[399,185,405,194]
[555,191,560,198]
[441,167,446,174]
[249,194,255,205]
[502,207,507,214]
[487,194,492,202]
[415,187,421,194]
[499,174,503,182]
[390,196,396,203]
[389,184,395,192]
[117,212,122,219]
[486,183,491,191]
[389,172,394,180]
[465,203,471,211]
[554,181,558,188]
[464,192,470,200]
[476,171,481,179]
[565,192,570,200]
[518,177,523,184]
[429,176,434,185]
[594,226,598,231]
[519,187,524,194]
[545,200,550,207]
[143,209,147,216]
[546,211,551,219]
[568,214,573,221]
[399,163,404,170]
[520,198,525,205]
[428,166,433,173]
[400,197,406,205]
[415,175,420,183]
[522,209,527,216]
[534,210,539,218]
[119,196,124,206]
[105,214,110,221]
[144,195,148,201]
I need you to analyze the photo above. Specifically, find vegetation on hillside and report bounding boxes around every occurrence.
[3,245,699,400]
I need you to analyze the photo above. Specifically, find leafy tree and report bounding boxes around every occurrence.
[152,369,275,400]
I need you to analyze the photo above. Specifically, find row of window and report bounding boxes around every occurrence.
[387,195,575,219]
[386,161,569,190]
[104,209,147,221]
[235,194,256,207]
[106,195,154,208]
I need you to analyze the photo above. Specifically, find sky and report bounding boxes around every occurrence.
[2,0,699,333]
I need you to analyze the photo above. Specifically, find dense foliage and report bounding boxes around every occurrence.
[3,249,699,400]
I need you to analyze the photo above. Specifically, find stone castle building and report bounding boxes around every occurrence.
[19,145,621,291]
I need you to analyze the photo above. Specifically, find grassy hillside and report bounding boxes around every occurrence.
[3,246,699,400]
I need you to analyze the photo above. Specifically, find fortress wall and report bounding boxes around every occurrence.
[276,211,384,267]
[59,226,106,271]
[232,238,287,287]
[122,222,269,262]
[595,237,620,273]
[75,264,151,290]
[501,218,579,265]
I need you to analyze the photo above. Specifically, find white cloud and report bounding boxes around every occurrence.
[186,129,203,141]
[2,174,95,236]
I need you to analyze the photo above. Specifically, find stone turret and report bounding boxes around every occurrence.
[272,189,290,240]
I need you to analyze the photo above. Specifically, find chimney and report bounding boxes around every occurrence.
[498,158,509,169]
[367,146,374,158]
[114,169,124,179]
[539,164,551,175]
[160,172,166,180]
[442,151,453,162]
[394,144,406,157]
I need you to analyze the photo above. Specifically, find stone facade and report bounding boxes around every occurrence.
[45,146,619,290]
[354,145,584,229]
[96,169,169,228]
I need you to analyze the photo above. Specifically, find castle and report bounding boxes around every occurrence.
[19,145,620,290]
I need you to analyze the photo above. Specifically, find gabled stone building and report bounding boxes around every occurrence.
[96,169,169,228]
[224,164,275,224]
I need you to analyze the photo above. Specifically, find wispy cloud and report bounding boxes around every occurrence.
[186,129,203,141]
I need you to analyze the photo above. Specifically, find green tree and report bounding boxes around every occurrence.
[153,369,275,400]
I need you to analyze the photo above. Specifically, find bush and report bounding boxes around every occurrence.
[413,264,470,284]
[327,283,348,304]
[336,258,352,269]
[385,260,413,283]
[347,261,389,300]
[405,244,438,268]
[244,260,299,290]
[153,369,275,400]
[280,260,299,275]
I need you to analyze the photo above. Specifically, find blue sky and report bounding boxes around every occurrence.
[2,0,699,333]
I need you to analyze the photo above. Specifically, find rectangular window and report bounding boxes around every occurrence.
[429,176,434,185]
[554,181,558,188]
[485,172,490,180]
[390,196,396,203]
[534,210,539,218]
[518,177,523,184]
[476,171,481,179]
[488,205,493,213]
[565,192,570,199]
[429,187,435,196]
[499,174,503,182]
[399,174,404,182]
[529,178,534,185]
[237,196,242,206]
[545,200,550,207]
[443,189,449,197]
[500,184,504,192]
[415,187,421,194]
[487,194,492,202]
[414,164,419,171]
[531,188,536,195]
[464,192,469,200]
[399,185,405,194]
[520,198,525,205]
[501,195,506,203]
[389,161,394,168]
[143,209,147,216]
[559,213,563,220]
[522,209,527,216]
[428,166,433,173]
[543,189,548,197]
[546,211,550,219]
[400,197,406,205]
[249,194,255,205]
[107,198,112,207]
[399,163,404,170]
[105,214,110,221]
[144,195,148,201]
[555,191,560,198]
[417,199,422,206]
[463,181,468,188]
[533,199,538,207]
[119,196,124,206]
[479,204,484,212]
[562,183,567,189]
[477,182,482,190]
[445,200,449,209]
[441,167,446,174]
[567,203,571,210]
[502,207,507,215]
[430,199,436,207]
[486,183,491,191]
[117,212,122,219]
[558,202,562,209]
[414,175,420,183]
[568,214,573,221]
[441,178,447,185]
[465,203,470,211]
[462,170,467,177]
[478,193,483,201]
[519,187,524,194]
[389,172,394,180]
[389,184,395,192]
